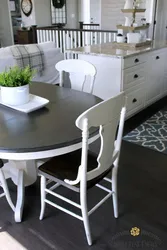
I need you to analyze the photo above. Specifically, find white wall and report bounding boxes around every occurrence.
[90,0,101,25]
[66,0,79,29]
[101,0,151,30]
[78,0,81,22]
[21,0,78,28]
[20,0,51,27]
[20,0,155,34]
[101,0,125,30]
[0,0,13,46]
[78,0,101,25]
[34,0,51,26]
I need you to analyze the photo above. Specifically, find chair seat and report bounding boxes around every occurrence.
[38,150,111,192]
[0,160,3,169]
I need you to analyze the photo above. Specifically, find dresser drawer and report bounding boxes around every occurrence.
[150,50,164,59]
[123,64,146,90]
[149,51,165,68]
[123,54,147,69]
[126,86,145,113]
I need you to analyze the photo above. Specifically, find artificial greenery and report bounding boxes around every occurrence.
[0,66,36,87]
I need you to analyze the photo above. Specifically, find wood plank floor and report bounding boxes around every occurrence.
[1,97,167,250]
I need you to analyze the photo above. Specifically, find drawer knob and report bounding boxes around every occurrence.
[156,56,160,60]
[132,98,137,103]
[134,58,139,63]
[134,74,139,79]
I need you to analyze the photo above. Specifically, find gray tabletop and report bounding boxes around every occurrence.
[0,82,101,153]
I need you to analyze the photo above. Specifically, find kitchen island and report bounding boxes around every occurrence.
[66,42,167,117]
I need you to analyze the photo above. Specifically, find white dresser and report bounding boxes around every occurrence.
[66,43,167,118]
[122,49,167,117]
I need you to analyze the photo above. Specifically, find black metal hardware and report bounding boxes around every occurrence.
[156,56,160,60]
[135,58,139,63]
[134,74,139,79]
[132,98,137,103]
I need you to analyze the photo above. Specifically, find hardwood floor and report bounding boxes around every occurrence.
[1,97,167,250]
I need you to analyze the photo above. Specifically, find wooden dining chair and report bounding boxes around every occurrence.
[0,160,15,212]
[55,59,96,94]
[38,92,126,246]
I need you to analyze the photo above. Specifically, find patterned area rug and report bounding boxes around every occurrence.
[124,108,167,154]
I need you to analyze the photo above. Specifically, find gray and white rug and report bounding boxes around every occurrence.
[124,109,167,154]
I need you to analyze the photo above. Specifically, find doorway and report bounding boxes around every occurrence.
[153,0,167,41]
[9,0,22,44]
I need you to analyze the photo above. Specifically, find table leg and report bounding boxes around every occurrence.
[9,160,37,187]
[3,160,38,222]
[14,169,24,223]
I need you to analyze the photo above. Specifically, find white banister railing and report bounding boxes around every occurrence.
[36,27,117,53]
[82,23,100,30]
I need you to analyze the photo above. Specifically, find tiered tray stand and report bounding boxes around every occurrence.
[112,40,152,49]
[114,8,151,48]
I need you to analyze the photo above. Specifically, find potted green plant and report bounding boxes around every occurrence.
[0,66,35,106]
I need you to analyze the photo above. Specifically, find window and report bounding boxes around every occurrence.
[51,0,67,26]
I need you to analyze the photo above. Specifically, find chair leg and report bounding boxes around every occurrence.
[80,190,92,246]
[0,169,15,212]
[39,175,46,220]
[112,161,119,219]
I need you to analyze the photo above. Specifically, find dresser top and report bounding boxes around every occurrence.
[67,41,167,58]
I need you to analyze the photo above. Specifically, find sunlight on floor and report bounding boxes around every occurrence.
[0,231,27,250]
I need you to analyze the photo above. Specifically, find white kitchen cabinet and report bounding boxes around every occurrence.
[146,51,165,106]
[123,64,146,90]
[123,54,147,69]
[66,44,167,118]
[75,54,122,100]
[125,84,146,116]
[162,49,167,93]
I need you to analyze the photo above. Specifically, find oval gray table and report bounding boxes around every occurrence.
[0,82,101,223]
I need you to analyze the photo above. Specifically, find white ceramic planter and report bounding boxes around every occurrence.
[117,36,124,43]
[1,84,30,106]
[127,33,142,43]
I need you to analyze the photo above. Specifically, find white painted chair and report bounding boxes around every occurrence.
[55,59,96,94]
[0,160,15,212]
[38,92,126,246]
